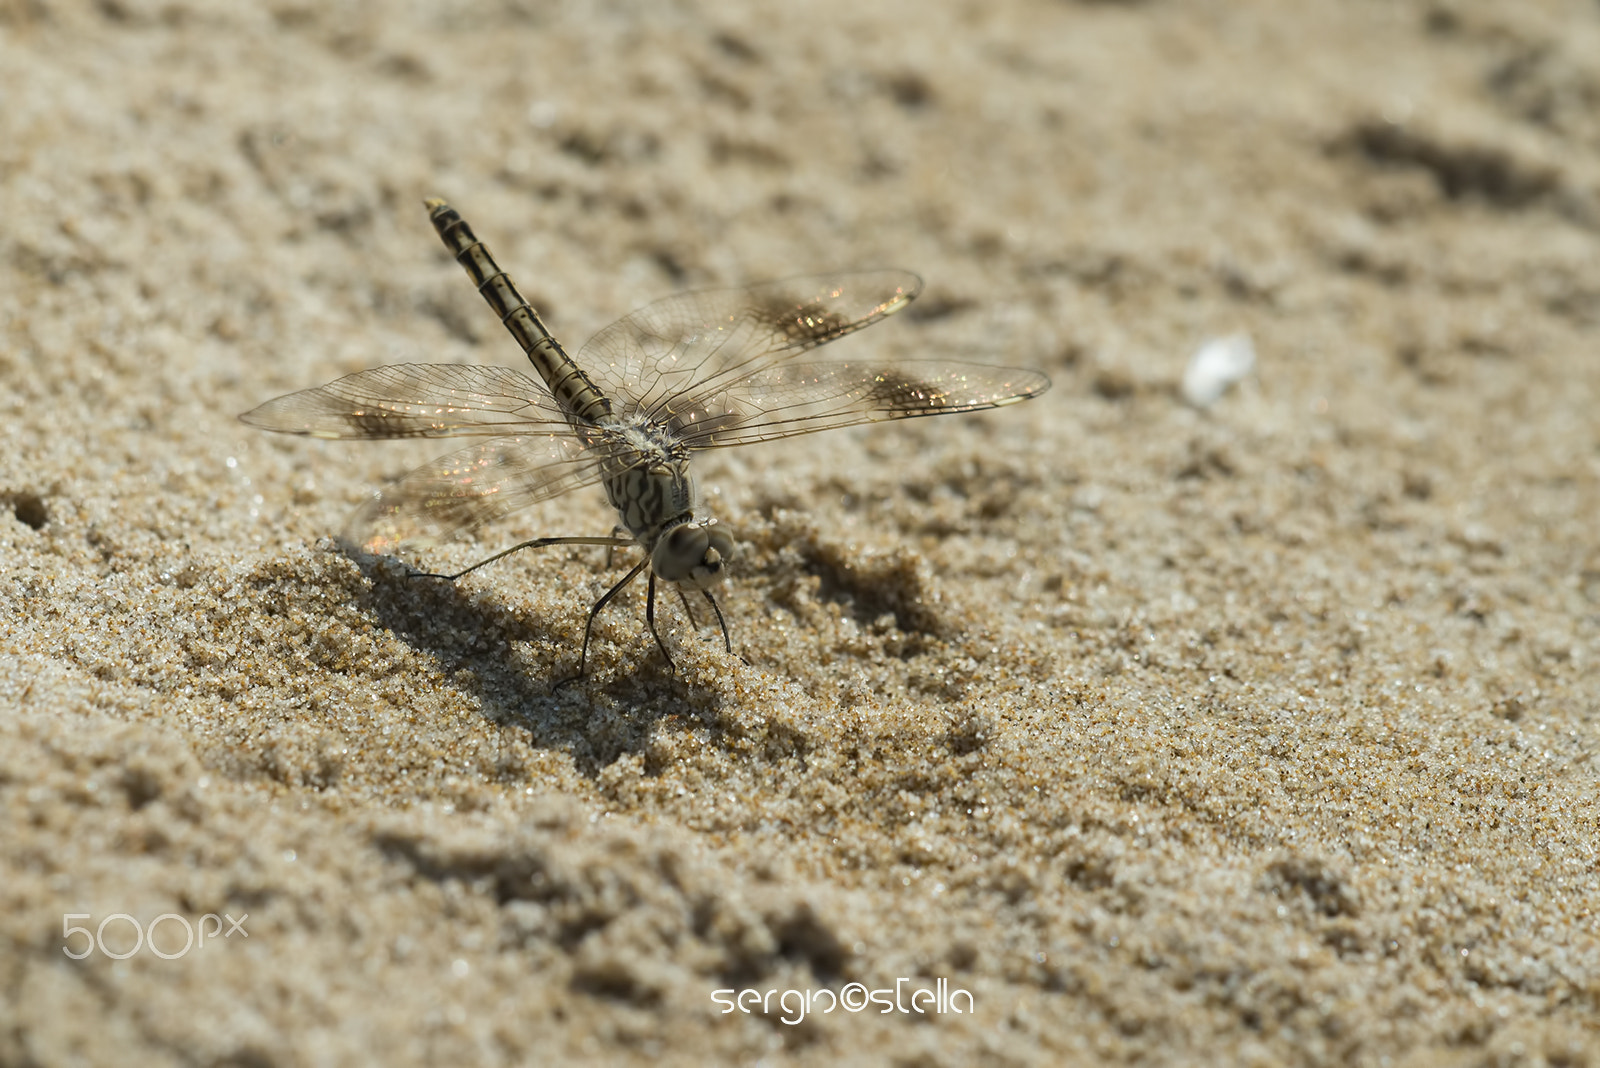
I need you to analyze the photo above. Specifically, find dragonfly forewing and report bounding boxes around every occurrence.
[576,271,924,420]
[239,364,576,440]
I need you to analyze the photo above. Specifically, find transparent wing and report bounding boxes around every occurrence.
[344,433,615,552]
[578,270,924,417]
[239,364,574,439]
[664,359,1052,448]
[574,270,1048,445]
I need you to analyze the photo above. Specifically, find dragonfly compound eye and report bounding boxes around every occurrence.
[654,523,734,589]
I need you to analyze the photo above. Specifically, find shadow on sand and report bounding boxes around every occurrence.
[336,542,727,776]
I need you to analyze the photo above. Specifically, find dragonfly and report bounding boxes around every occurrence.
[241,199,1051,682]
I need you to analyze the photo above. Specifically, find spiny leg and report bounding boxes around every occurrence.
[407,535,633,582]
[603,525,628,569]
[701,589,734,653]
[644,572,676,673]
[675,586,700,630]
[655,584,735,668]
[556,558,650,689]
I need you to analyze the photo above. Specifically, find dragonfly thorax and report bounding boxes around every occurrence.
[599,420,733,587]
[601,421,699,542]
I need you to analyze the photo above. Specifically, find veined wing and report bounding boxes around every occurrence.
[664,359,1051,448]
[239,365,574,439]
[577,271,923,418]
[344,433,614,553]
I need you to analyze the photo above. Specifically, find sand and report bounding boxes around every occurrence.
[3,0,1599,1064]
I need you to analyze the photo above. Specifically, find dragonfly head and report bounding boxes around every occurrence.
[653,520,735,590]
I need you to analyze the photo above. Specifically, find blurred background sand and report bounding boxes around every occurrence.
[3,0,1599,1064]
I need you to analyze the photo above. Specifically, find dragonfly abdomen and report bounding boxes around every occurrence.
[424,198,613,425]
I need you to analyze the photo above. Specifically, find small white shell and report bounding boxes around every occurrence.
[1182,332,1256,408]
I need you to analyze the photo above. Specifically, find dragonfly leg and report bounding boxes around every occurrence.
[409,535,633,582]
[555,558,649,689]
[644,571,677,673]
[603,526,628,569]
[674,585,700,630]
[701,589,734,654]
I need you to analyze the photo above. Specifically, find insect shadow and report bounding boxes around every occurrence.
[336,540,725,776]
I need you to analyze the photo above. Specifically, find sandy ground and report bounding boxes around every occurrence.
[4,0,1600,1064]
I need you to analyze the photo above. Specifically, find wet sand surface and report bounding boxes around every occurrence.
[3,1,1600,1064]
